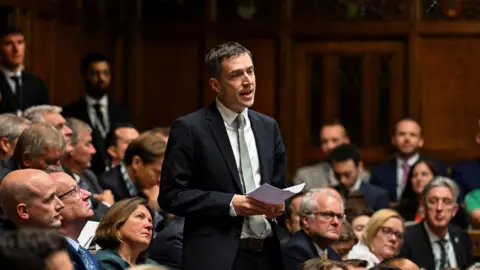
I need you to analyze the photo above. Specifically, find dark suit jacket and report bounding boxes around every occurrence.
[282,230,340,270]
[0,71,50,113]
[94,248,158,270]
[149,216,184,270]
[62,97,132,176]
[81,169,109,221]
[98,166,130,202]
[370,157,448,201]
[66,241,88,270]
[398,221,472,270]
[158,103,286,270]
[333,182,390,212]
[451,159,480,202]
[0,157,17,183]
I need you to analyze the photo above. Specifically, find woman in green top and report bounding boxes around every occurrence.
[94,197,159,269]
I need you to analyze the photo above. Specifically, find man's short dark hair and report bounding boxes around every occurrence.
[321,119,348,137]
[150,126,170,137]
[369,263,401,270]
[81,53,111,75]
[0,229,68,270]
[285,191,305,220]
[0,26,23,40]
[327,143,361,166]
[204,41,252,79]
[343,259,368,267]
[105,123,136,148]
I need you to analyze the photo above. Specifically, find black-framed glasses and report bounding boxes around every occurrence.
[379,226,404,239]
[57,185,80,199]
[309,211,345,222]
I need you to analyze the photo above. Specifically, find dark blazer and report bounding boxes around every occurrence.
[398,221,472,270]
[333,182,390,212]
[282,230,340,270]
[450,159,480,202]
[149,216,184,270]
[94,249,158,270]
[62,97,132,176]
[370,157,448,201]
[98,166,130,202]
[66,241,88,270]
[81,169,109,221]
[0,71,50,113]
[158,103,286,270]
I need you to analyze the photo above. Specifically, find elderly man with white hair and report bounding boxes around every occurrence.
[282,188,343,270]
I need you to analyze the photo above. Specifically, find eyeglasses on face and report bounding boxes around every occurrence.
[57,185,80,199]
[379,226,404,239]
[309,211,345,222]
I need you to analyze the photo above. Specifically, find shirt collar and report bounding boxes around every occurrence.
[423,221,450,243]
[350,177,363,192]
[215,98,248,127]
[397,153,420,167]
[85,94,108,107]
[66,237,80,251]
[0,66,22,78]
[313,242,327,256]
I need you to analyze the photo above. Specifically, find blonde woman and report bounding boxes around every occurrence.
[347,209,405,268]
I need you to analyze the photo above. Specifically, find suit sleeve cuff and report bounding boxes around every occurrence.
[229,196,237,217]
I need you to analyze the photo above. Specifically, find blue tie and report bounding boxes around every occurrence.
[77,246,99,270]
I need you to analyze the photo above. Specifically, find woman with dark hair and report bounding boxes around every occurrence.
[396,159,439,222]
[94,197,158,269]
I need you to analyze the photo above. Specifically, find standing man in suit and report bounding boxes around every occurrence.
[0,26,50,115]
[159,42,286,270]
[370,118,447,202]
[282,189,342,270]
[293,121,370,190]
[329,144,390,212]
[399,176,472,269]
[62,53,132,176]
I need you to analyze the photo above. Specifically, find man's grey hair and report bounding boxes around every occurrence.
[23,105,62,124]
[65,118,91,145]
[0,113,30,142]
[299,188,344,223]
[12,123,65,164]
[422,176,460,203]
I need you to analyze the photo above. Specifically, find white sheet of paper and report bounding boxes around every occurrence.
[78,221,99,248]
[246,183,305,204]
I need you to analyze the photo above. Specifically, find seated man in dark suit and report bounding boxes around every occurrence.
[370,118,447,202]
[0,123,66,179]
[99,132,166,230]
[398,176,472,270]
[329,144,390,212]
[62,53,132,176]
[0,26,50,115]
[51,172,100,270]
[279,192,305,245]
[149,215,184,270]
[282,189,342,270]
[104,123,139,171]
[63,118,114,221]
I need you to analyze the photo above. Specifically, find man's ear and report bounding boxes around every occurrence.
[0,137,10,154]
[131,155,143,170]
[22,153,32,168]
[107,146,117,159]
[16,203,29,220]
[209,78,221,94]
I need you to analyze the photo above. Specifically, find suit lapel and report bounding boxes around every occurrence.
[248,111,267,185]
[389,158,399,200]
[78,99,93,126]
[0,72,15,111]
[449,227,465,268]
[206,104,243,193]
[418,222,436,269]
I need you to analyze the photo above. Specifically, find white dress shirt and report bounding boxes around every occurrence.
[216,99,272,239]
[396,153,419,199]
[85,95,109,137]
[424,222,458,269]
[0,66,22,95]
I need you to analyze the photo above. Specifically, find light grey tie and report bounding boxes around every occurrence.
[235,114,266,237]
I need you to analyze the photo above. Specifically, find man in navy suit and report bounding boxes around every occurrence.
[370,118,447,202]
[329,144,390,211]
[282,189,342,270]
[159,42,286,270]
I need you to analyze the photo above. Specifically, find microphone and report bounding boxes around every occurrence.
[427,0,439,13]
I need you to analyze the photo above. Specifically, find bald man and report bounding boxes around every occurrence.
[0,169,64,231]
[50,172,100,270]
[383,258,419,270]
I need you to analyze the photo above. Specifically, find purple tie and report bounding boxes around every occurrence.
[402,162,410,187]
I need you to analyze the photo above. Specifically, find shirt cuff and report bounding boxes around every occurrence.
[101,201,112,208]
[229,196,237,217]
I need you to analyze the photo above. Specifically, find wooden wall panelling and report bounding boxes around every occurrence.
[361,53,379,147]
[419,37,480,150]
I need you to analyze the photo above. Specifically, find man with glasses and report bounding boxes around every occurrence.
[399,176,472,270]
[283,189,343,270]
[50,171,100,270]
